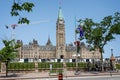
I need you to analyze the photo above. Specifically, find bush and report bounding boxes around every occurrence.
[8,62,35,70]
[66,62,87,70]
[66,62,74,67]
[38,62,63,69]
[116,64,120,69]
[78,62,87,68]
[7,62,88,70]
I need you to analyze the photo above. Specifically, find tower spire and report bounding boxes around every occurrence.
[58,2,63,20]
[46,36,52,46]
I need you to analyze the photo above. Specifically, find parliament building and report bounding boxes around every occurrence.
[17,7,101,62]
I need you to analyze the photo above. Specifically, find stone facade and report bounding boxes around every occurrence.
[17,7,101,61]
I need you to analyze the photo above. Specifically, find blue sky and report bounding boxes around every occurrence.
[0,0,120,58]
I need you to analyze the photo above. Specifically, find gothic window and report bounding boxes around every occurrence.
[59,33,63,38]
[60,27,64,31]
[59,23,63,26]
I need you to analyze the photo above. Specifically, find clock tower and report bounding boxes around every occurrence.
[56,6,66,59]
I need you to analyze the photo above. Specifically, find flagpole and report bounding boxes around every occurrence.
[75,16,78,74]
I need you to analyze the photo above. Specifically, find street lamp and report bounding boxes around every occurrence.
[110,48,116,71]
[5,24,18,40]
[74,41,80,74]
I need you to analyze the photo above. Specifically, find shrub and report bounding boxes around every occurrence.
[116,64,120,69]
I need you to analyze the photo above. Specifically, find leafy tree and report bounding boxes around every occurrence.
[11,0,34,24]
[0,39,20,77]
[77,12,120,71]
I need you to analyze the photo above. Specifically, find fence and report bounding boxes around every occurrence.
[0,62,120,73]
[0,62,87,73]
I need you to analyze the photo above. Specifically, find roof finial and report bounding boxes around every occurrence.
[59,1,62,7]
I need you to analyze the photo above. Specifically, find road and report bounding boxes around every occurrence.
[25,75,120,80]
[65,75,120,80]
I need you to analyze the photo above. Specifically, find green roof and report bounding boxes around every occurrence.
[58,7,63,20]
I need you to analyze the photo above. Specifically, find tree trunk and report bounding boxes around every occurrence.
[5,61,8,77]
[100,48,104,72]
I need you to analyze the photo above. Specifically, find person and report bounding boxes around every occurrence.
[95,63,98,71]
[110,60,113,71]
[87,61,91,71]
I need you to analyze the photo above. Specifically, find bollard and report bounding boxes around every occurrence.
[58,73,63,80]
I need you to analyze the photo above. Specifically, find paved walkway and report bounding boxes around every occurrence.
[0,71,120,80]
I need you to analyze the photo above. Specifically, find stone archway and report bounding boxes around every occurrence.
[60,55,64,59]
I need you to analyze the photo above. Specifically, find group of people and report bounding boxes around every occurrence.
[86,61,115,71]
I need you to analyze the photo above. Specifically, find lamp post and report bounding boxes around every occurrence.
[5,24,18,39]
[110,48,116,71]
[10,24,18,40]
[74,41,80,74]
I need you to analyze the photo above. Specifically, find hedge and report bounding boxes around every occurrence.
[0,62,120,70]
[8,62,35,70]
[116,64,120,69]
[38,62,63,68]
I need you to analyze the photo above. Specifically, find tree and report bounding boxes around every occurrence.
[11,0,34,24]
[0,39,20,77]
[77,12,120,71]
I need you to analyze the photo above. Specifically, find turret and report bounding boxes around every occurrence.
[46,36,53,46]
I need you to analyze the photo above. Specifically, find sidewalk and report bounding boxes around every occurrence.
[0,71,120,80]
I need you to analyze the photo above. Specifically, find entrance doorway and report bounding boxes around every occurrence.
[60,55,64,59]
